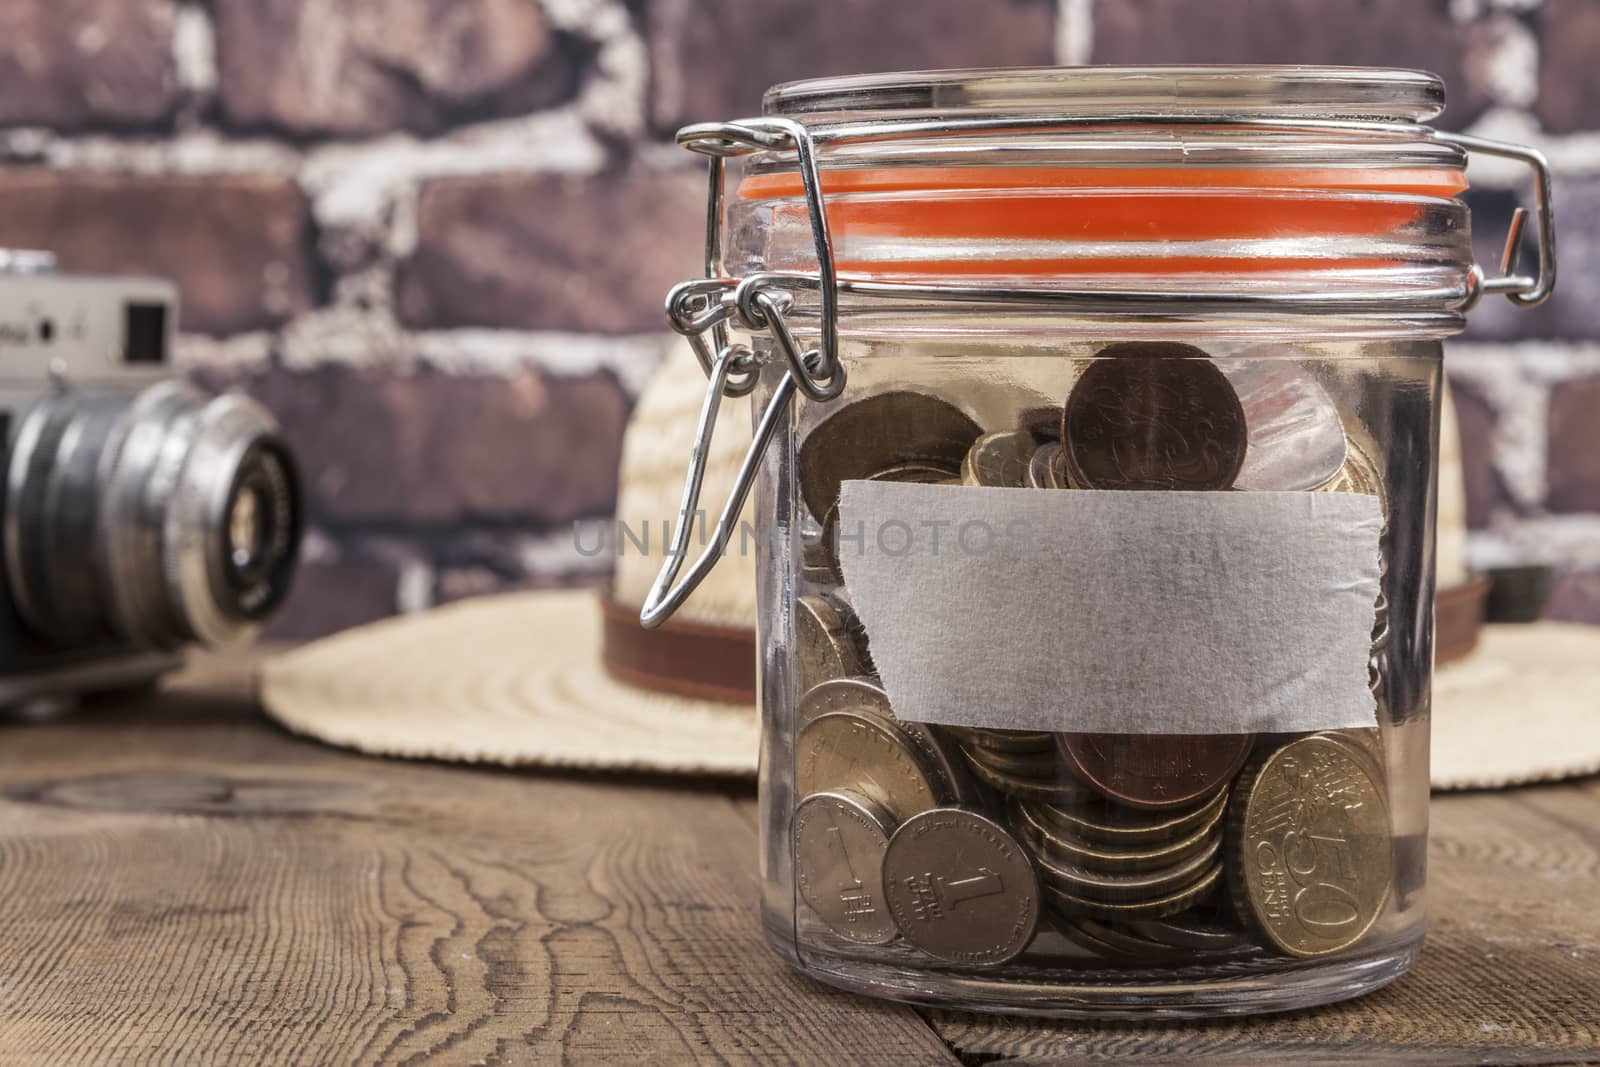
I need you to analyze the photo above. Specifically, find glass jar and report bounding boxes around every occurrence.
[642,67,1555,1017]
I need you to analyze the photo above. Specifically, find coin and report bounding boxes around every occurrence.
[797,711,942,821]
[944,726,1055,754]
[814,460,963,583]
[1059,733,1254,811]
[1229,733,1394,958]
[1060,341,1247,491]
[795,595,868,699]
[1012,795,1226,874]
[797,676,973,804]
[1044,860,1222,920]
[1027,788,1231,846]
[1120,916,1258,954]
[1023,822,1222,902]
[1225,360,1348,492]
[798,390,982,520]
[1068,918,1191,960]
[1026,441,1069,489]
[963,430,1037,488]
[883,808,1040,966]
[794,791,899,945]
[1019,404,1065,442]
[962,743,1056,780]
[962,752,1096,803]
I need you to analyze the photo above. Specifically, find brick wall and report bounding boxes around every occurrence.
[0,0,1596,637]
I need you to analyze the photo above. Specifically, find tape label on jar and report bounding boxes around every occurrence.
[836,481,1384,734]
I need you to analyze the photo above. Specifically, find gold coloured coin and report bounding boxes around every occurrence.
[1045,861,1222,921]
[1028,788,1231,847]
[1011,796,1226,874]
[1022,822,1222,903]
[797,711,942,822]
[1230,733,1394,958]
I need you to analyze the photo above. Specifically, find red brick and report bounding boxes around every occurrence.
[1537,0,1600,135]
[1091,0,1492,127]
[204,364,630,527]
[0,0,178,129]
[396,170,705,333]
[1546,570,1600,625]
[0,171,315,336]
[1464,178,1600,341]
[646,0,1058,133]
[1449,379,1510,528]
[264,534,411,640]
[214,0,581,138]
[1548,376,1600,513]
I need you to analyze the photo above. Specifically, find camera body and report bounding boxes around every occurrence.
[0,251,302,713]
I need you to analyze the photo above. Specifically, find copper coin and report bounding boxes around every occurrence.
[1060,341,1247,491]
[1059,733,1253,811]
[798,390,981,520]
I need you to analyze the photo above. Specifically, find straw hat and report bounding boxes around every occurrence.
[261,350,1600,790]
[261,340,761,777]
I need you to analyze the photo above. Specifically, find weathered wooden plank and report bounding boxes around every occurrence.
[0,656,956,1066]
[931,780,1600,1066]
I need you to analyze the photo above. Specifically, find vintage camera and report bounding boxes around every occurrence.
[0,250,302,713]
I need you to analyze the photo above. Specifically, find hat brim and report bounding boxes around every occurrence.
[1431,621,1600,790]
[260,589,759,777]
[262,593,1600,791]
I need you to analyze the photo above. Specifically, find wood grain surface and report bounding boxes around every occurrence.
[0,652,1595,1065]
[0,655,952,1065]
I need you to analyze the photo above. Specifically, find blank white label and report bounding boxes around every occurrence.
[836,482,1384,734]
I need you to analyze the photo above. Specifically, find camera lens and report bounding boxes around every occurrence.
[4,390,133,643]
[4,382,303,650]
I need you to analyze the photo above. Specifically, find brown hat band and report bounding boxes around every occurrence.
[600,594,757,704]
[1437,575,1491,667]
[602,575,1485,707]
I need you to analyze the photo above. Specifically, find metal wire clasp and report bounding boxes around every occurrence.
[640,118,845,628]
[1436,130,1557,308]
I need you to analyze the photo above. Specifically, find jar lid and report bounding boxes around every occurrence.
[734,67,1468,296]
[765,66,1445,124]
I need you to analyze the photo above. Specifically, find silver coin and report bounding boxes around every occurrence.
[1225,360,1348,492]
[798,390,981,521]
[1026,441,1069,490]
[1010,795,1226,875]
[883,808,1040,966]
[794,791,899,945]
[797,711,942,821]
[1044,860,1223,920]
[795,595,868,699]
[1022,820,1223,902]
[962,430,1037,488]
[798,676,974,805]
[944,725,1056,754]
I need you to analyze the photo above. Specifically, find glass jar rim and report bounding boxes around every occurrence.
[764,65,1445,125]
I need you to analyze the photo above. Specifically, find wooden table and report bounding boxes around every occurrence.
[0,654,1596,1065]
